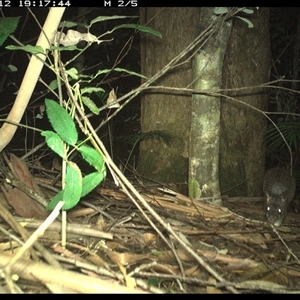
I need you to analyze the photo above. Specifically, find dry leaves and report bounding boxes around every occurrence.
[0,160,300,293]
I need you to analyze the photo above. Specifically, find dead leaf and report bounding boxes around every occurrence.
[1,154,48,218]
[206,277,222,293]
[106,88,120,108]
[55,30,103,47]
[118,263,136,289]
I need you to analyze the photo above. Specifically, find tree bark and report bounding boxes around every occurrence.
[138,7,201,186]
[138,8,271,199]
[189,8,232,202]
[220,8,271,197]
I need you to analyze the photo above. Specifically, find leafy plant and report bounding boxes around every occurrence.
[0,17,19,78]
[41,99,106,211]
[213,7,255,28]
[265,121,300,152]
[3,12,160,247]
[0,16,20,46]
[38,17,157,211]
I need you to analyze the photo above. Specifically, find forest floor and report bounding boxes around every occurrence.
[0,154,300,294]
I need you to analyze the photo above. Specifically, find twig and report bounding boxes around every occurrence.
[271,225,299,261]
[3,201,64,283]
[0,250,146,293]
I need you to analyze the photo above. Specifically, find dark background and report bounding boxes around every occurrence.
[0,7,300,175]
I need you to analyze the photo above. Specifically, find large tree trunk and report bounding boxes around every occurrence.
[138,8,270,198]
[220,8,271,197]
[138,8,201,185]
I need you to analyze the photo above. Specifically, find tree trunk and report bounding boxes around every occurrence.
[220,8,271,197]
[138,8,271,198]
[138,8,201,186]
[189,8,232,202]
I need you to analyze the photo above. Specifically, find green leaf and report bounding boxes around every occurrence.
[6,45,45,54]
[0,63,17,72]
[96,91,109,104]
[265,122,300,151]
[112,24,162,38]
[113,68,148,79]
[78,145,105,172]
[58,21,86,28]
[49,79,59,91]
[41,131,65,158]
[66,67,79,80]
[7,64,17,72]
[93,68,148,80]
[235,16,254,28]
[241,8,254,14]
[81,87,105,95]
[45,99,78,145]
[62,161,82,210]
[46,162,82,211]
[81,171,106,197]
[89,15,138,27]
[214,7,228,15]
[0,17,20,46]
[46,189,64,211]
[81,96,100,115]
[49,45,80,51]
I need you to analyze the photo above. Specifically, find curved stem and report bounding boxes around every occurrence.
[0,8,65,152]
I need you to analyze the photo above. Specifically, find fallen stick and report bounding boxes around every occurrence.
[0,251,145,293]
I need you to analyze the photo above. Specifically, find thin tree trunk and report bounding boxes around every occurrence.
[189,8,232,202]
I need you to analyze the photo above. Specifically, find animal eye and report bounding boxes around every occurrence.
[278,209,282,214]
[267,207,270,211]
